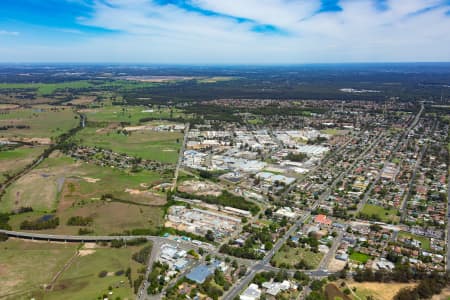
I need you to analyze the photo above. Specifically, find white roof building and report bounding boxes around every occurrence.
[240,284,261,300]
[262,280,292,296]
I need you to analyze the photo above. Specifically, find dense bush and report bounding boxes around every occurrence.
[67,216,93,226]
[0,213,11,230]
[132,245,153,264]
[0,232,8,241]
[20,217,59,230]
[98,270,108,278]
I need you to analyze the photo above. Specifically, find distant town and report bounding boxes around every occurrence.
[0,65,449,300]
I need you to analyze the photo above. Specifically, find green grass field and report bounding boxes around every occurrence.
[0,239,78,299]
[72,126,182,163]
[349,252,370,263]
[0,81,93,96]
[196,76,236,83]
[271,244,323,269]
[4,154,165,234]
[2,155,165,213]
[0,80,160,96]
[360,204,400,223]
[0,106,78,138]
[0,239,147,300]
[0,146,46,183]
[34,246,145,300]
[82,105,185,125]
[398,231,431,251]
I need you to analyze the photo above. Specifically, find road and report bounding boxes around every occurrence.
[223,129,386,299]
[447,171,450,272]
[399,117,436,221]
[137,240,162,300]
[223,211,313,300]
[172,122,190,191]
[0,229,215,251]
[223,113,420,299]
[319,131,385,205]
[356,104,424,213]
[318,230,345,271]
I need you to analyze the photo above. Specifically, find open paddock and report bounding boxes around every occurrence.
[2,155,165,214]
[72,126,182,163]
[0,106,78,139]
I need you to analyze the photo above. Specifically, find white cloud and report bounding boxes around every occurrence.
[2,0,450,63]
[0,30,19,36]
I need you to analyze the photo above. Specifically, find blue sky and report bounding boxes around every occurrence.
[0,0,449,63]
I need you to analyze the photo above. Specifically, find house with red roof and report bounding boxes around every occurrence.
[314,214,332,226]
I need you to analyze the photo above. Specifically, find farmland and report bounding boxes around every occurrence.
[0,145,46,184]
[37,246,139,300]
[0,106,78,139]
[3,154,166,234]
[0,239,148,300]
[71,125,182,164]
[0,80,161,97]
[0,239,78,299]
[80,105,186,125]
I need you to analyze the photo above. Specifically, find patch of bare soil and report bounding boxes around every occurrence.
[177,180,222,197]
[78,249,95,256]
[348,281,417,300]
[65,96,96,105]
[95,122,119,134]
[328,258,347,272]
[0,137,52,145]
[0,104,20,110]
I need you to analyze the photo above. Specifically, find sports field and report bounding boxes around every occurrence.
[360,204,400,223]
[349,252,370,263]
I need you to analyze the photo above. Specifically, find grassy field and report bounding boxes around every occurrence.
[0,239,78,299]
[0,106,78,138]
[0,81,93,96]
[196,76,236,83]
[271,244,323,269]
[0,80,159,96]
[398,231,431,251]
[4,154,165,234]
[33,245,146,300]
[72,126,182,163]
[8,201,164,235]
[360,204,400,223]
[349,252,370,264]
[81,105,185,125]
[0,239,146,300]
[0,146,46,183]
[347,282,417,300]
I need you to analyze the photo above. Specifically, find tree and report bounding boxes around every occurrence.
[394,288,419,300]
[205,230,215,242]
